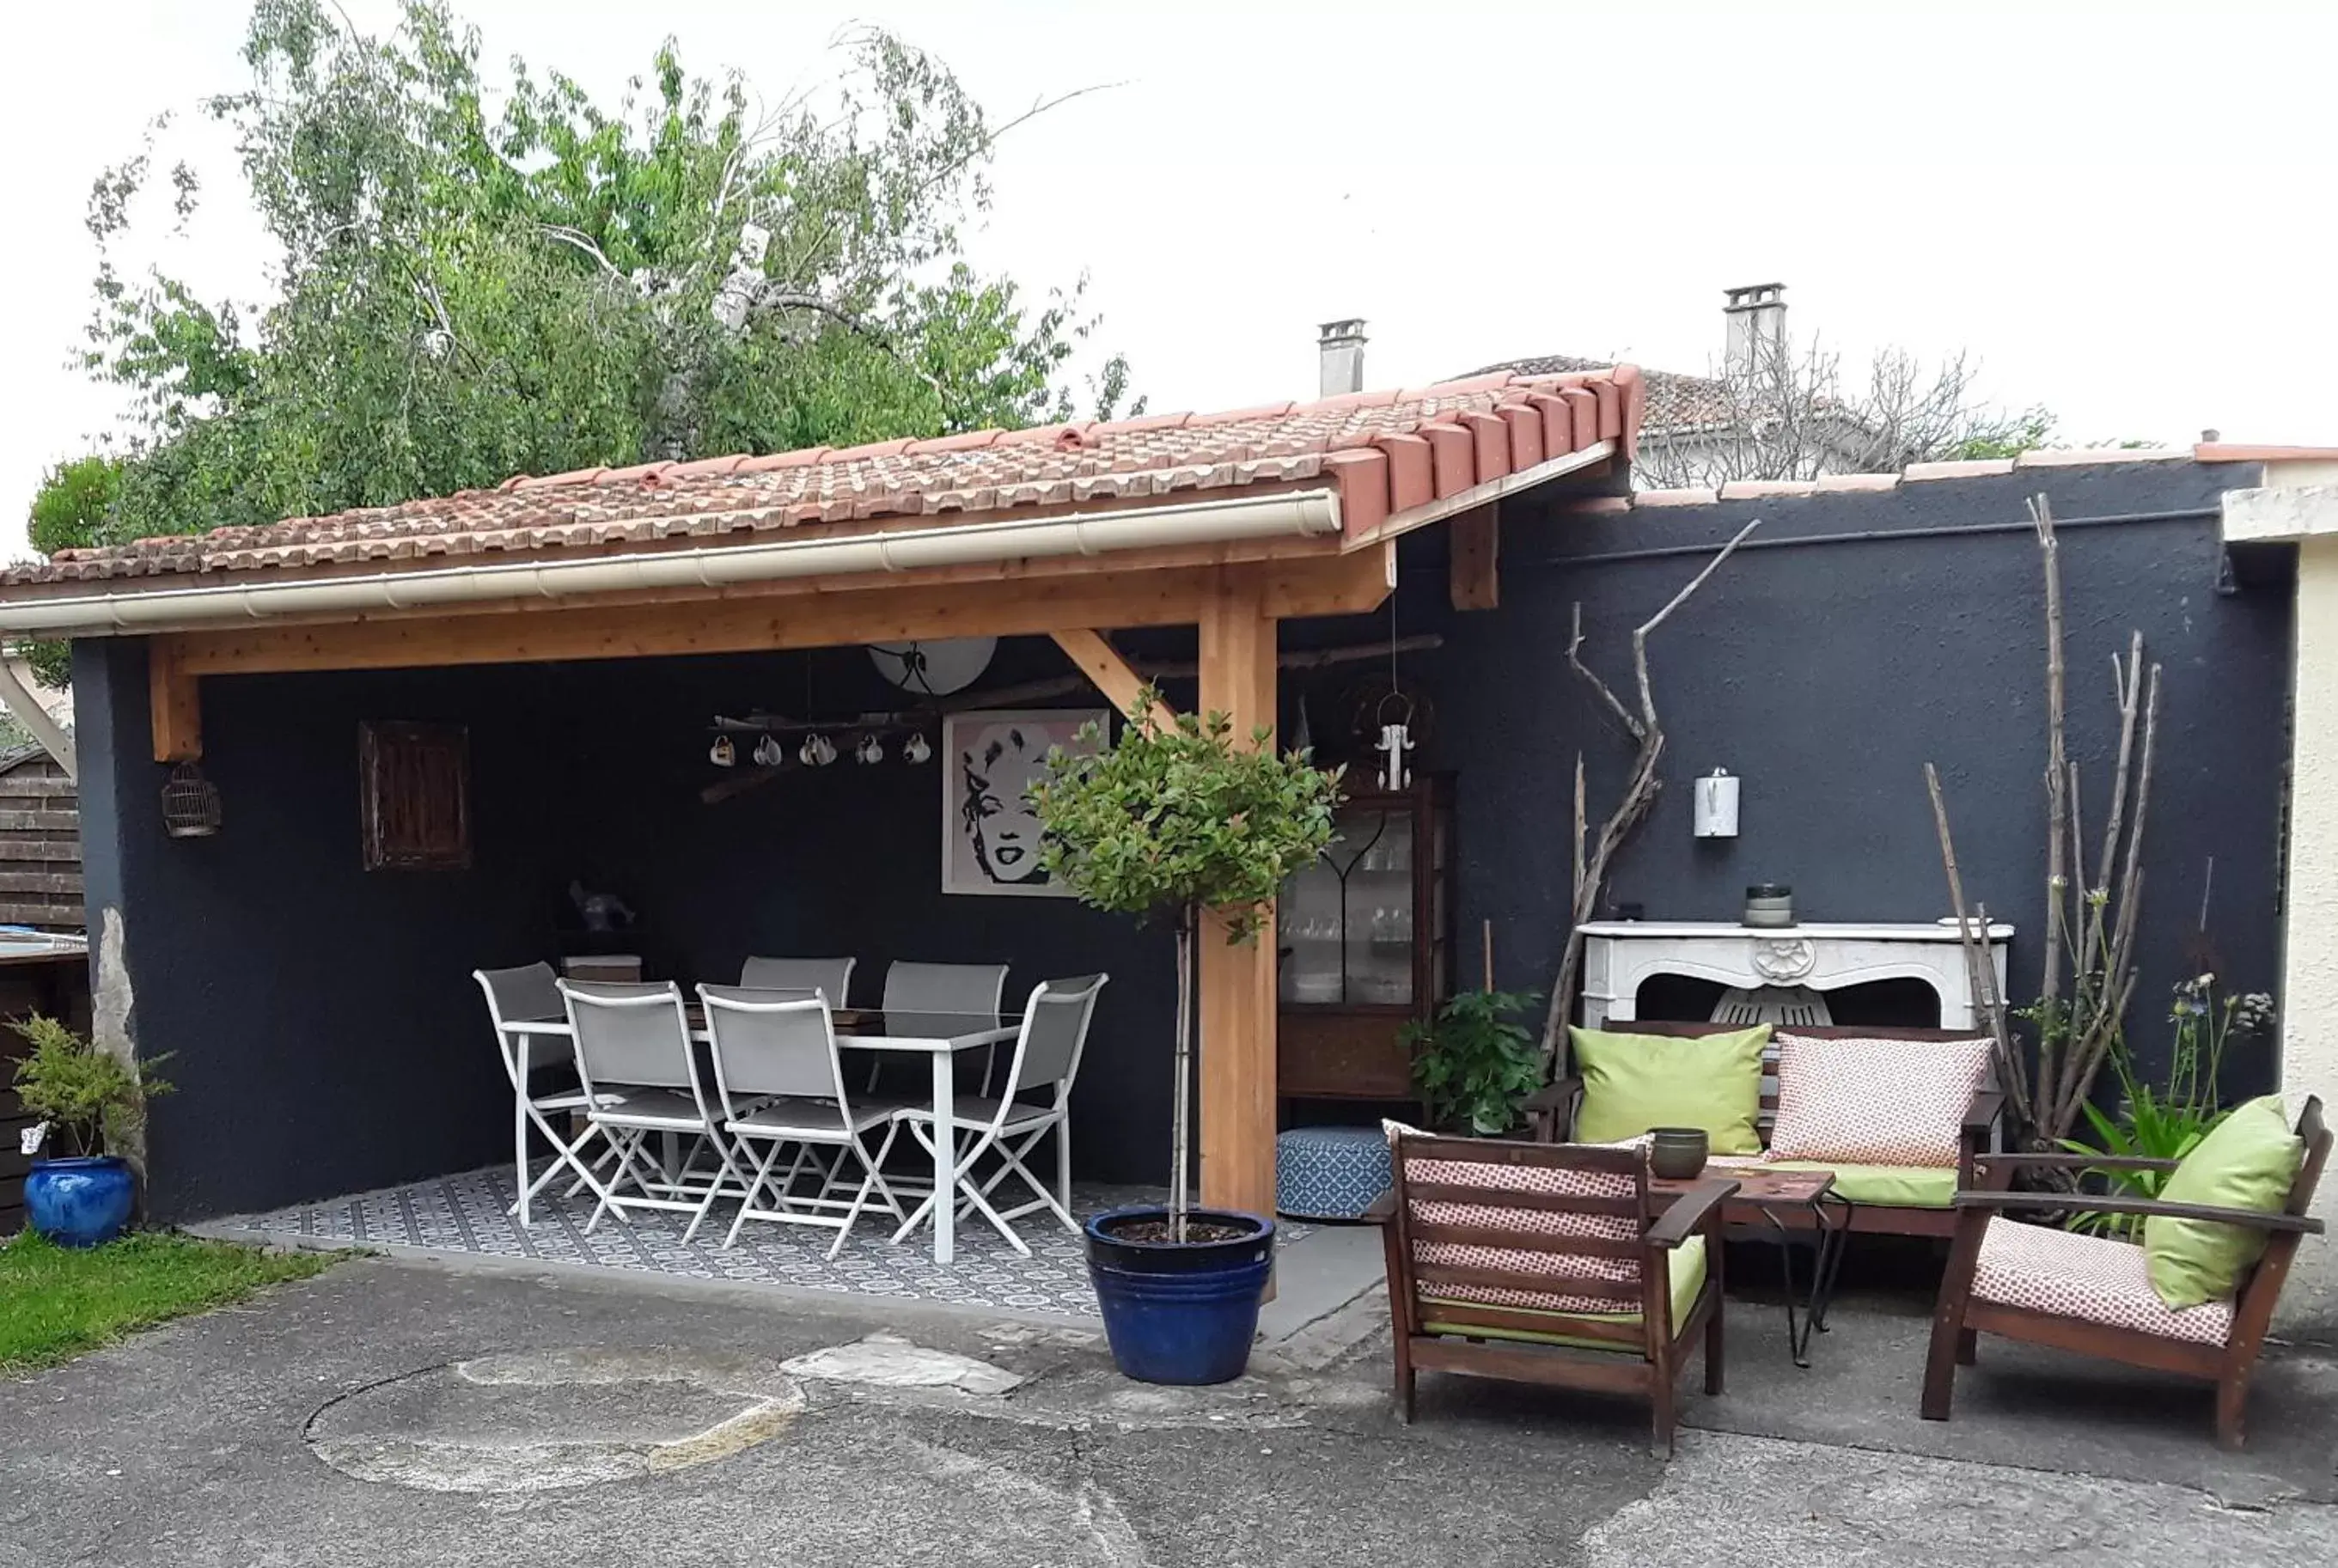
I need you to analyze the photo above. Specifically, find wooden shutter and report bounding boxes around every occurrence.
[359,723,471,871]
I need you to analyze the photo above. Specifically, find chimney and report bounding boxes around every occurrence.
[1722,284,1786,378]
[1317,319,1367,397]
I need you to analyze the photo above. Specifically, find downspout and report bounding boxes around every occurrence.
[0,651,75,782]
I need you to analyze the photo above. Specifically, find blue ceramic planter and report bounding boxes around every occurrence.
[1084,1206,1275,1385]
[25,1156,136,1248]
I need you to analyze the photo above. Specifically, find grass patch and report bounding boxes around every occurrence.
[0,1229,339,1372]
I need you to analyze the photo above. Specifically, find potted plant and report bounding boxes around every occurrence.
[11,1015,170,1248]
[1402,987,1544,1135]
[1031,687,1342,1384]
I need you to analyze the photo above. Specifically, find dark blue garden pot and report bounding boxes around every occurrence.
[25,1156,136,1248]
[1084,1206,1275,1385]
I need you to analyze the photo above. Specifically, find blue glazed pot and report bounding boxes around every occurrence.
[1084,1206,1275,1385]
[25,1156,136,1248]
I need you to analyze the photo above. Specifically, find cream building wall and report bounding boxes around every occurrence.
[2225,461,2338,1339]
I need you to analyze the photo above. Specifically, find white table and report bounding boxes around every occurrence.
[505,1010,1017,1266]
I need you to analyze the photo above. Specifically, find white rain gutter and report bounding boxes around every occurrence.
[0,488,1343,639]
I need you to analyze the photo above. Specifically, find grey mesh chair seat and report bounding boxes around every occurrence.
[894,1095,1053,1132]
[727,1095,907,1138]
[584,1086,724,1131]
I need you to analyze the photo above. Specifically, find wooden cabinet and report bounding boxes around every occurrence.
[1275,778,1452,1104]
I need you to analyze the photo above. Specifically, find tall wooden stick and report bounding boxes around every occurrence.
[1926,762,2030,1131]
[2034,495,2069,1119]
[1541,519,1761,1063]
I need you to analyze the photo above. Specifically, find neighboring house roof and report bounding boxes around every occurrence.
[3,367,1645,594]
[1467,355,1733,437]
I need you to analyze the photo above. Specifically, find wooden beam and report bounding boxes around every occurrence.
[166,552,1396,680]
[1196,584,1280,1219]
[1449,504,1499,611]
[148,639,202,763]
[1048,630,1176,729]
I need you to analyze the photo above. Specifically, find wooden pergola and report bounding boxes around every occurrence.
[0,367,1642,1213]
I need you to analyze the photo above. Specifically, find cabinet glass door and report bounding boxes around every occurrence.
[1279,800,1414,1005]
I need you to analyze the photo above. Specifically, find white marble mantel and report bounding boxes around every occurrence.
[1577,920,2013,1030]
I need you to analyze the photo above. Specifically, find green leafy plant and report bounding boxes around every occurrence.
[2058,975,2273,1236]
[1032,688,1342,1235]
[1404,988,1544,1135]
[9,1015,171,1160]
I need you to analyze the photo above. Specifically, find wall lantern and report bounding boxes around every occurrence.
[162,761,222,839]
[1692,768,1739,839]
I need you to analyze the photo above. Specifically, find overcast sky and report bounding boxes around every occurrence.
[4,1,2333,559]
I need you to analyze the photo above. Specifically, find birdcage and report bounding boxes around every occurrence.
[162,762,222,838]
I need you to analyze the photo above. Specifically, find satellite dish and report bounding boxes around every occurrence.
[867,638,997,697]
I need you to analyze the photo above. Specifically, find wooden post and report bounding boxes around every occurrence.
[1197,583,1279,1217]
[148,639,202,763]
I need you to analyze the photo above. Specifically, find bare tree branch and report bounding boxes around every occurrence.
[1568,602,1642,741]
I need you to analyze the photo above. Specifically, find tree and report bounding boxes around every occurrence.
[15,456,124,688]
[71,1,1138,547]
[1031,692,1341,1238]
[1633,333,2054,490]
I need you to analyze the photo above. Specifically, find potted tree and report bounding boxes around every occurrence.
[1031,687,1342,1384]
[12,1015,170,1248]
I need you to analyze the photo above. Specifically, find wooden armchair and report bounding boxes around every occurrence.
[1921,1096,2329,1449]
[1370,1129,1736,1454]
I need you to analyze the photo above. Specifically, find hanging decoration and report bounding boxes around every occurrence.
[854,733,886,766]
[162,762,223,839]
[903,732,934,766]
[798,733,839,767]
[1373,594,1414,790]
[709,735,736,767]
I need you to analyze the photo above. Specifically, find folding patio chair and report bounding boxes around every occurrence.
[740,955,857,1005]
[698,985,909,1257]
[473,962,615,1225]
[891,973,1107,1256]
[882,960,1010,1094]
[558,979,743,1242]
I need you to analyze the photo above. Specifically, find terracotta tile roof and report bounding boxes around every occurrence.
[1465,354,1732,437]
[6,369,1644,591]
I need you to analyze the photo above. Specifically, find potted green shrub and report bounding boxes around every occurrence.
[1031,688,1341,1384]
[12,1015,170,1248]
[1402,988,1544,1135]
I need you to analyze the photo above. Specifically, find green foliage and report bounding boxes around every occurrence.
[27,455,121,557]
[2058,974,2274,1237]
[1945,406,2057,462]
[74,2,1138,544]
[1403,988,1544,1135]
[1031,689,1344,941]
[9,1015,172,1160]
[0,1229,336,1371]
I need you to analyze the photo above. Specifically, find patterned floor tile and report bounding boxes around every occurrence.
[227,1164,1313,1321]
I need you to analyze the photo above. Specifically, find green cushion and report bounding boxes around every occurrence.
[2145,1095,2304,1309]
[1420,1235,1707,1351]
[1763,1160,1956,1208]
[1569,1025,1769,1155]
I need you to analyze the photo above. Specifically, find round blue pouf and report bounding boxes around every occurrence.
[1275,1126,1394,1220]
[25,1156,136,1248]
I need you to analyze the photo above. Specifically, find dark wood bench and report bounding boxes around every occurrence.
[1525,1022,2004,1239]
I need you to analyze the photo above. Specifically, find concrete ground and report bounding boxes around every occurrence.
[5,1249,2338,1566]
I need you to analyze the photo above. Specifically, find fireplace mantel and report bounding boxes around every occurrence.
[1577,920,2013,1030]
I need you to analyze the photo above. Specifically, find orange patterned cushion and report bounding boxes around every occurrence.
[1386,1123,1645,1314]
[1765,1033,1991,1167]
[1971,1217,2233,1345]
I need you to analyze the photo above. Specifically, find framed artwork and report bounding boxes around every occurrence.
[941,708,1106,897]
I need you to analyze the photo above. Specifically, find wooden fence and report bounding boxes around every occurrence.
[0,747,80,930]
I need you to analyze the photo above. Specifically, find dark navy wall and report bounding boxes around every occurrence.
[76,458,2292,1222]
[77,634,1184,1222]
[1396,459,2291,1088]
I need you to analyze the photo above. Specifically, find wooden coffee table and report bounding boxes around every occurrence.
[1652,1164,1853,1368]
